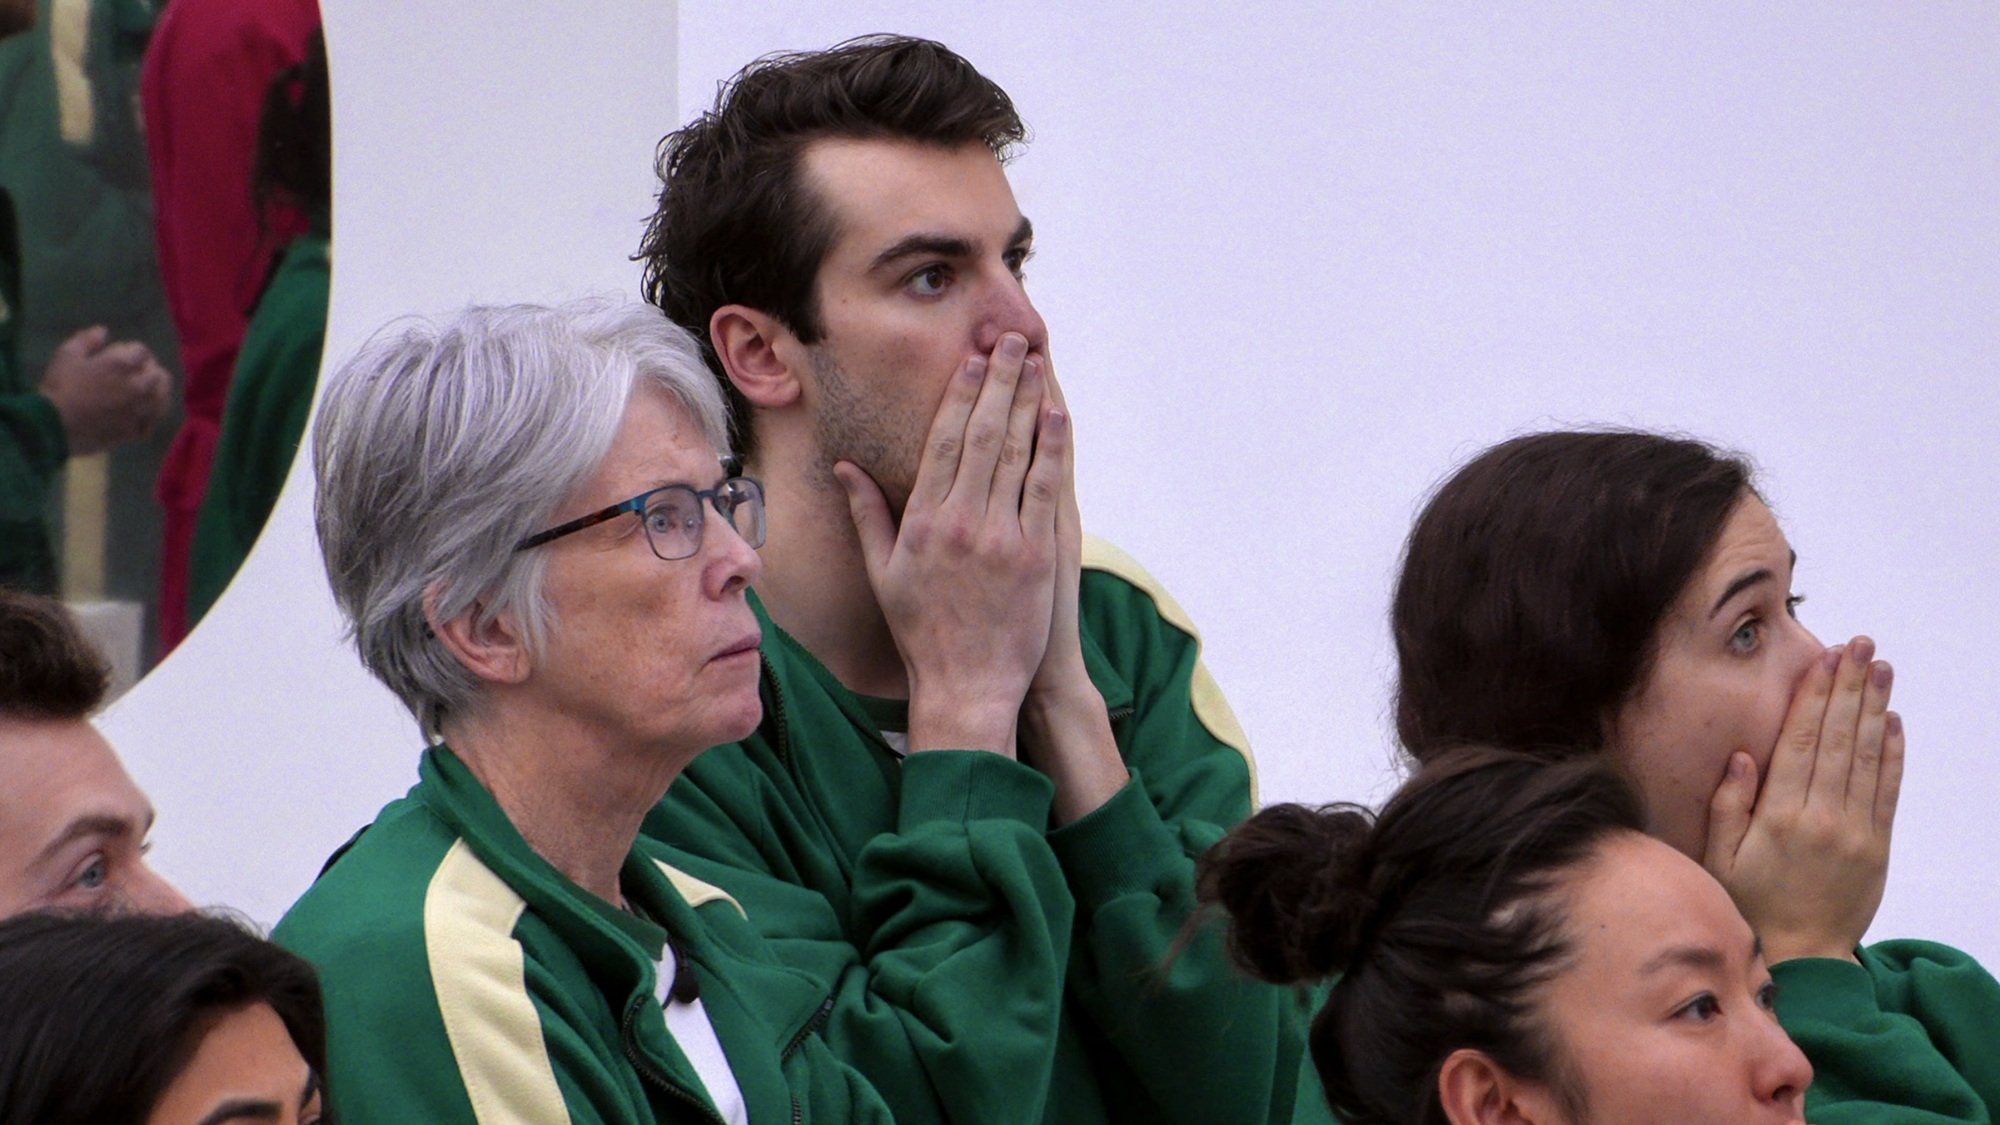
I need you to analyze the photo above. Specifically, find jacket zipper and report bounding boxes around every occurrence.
[623,997,725,1124]
[764,654,794,765]
[780,995,835,1062]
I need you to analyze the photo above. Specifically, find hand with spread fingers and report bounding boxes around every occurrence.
[833,332,1068,758]
[39,326,174,457]
[1704,636,1904,964]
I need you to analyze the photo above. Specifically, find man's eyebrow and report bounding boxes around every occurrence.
[32,811,145,867]
[196,1100,283,1125]
[1009,215,1034,248]
[869,233,976,273]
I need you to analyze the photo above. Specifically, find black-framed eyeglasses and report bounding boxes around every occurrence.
[513,475,767,560]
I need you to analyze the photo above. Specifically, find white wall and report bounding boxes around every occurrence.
[106,2,2000,963]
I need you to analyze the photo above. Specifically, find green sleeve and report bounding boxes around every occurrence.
[660,748,1076,1125]
[0,389,66,593]
[187,234,328,623]
[1057,561,1326,1125]
[1776,940,2000,1123]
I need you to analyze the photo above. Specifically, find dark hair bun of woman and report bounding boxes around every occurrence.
[1197,801,1378,984]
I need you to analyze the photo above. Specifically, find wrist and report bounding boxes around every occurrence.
[907,695,1020,757]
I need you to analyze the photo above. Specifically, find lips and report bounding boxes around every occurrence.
[712,634,762,663]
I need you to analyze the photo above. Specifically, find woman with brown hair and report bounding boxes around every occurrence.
[1381,429,1998,1121]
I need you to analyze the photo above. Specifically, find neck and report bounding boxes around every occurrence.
[748,441,909,699]
[445,703,692,907]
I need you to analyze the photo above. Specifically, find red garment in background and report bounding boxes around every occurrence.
[142,0,319,653]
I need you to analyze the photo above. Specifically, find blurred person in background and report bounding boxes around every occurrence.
[141,0,318,651]
[187,24,329,627]
[1,0,173,595]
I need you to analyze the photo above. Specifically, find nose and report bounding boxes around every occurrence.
[972,269,1049,357]
[702,502,763,599]
[1751,1012,1814,1115]
[126,860,194,915]
[1778,612,1824,690]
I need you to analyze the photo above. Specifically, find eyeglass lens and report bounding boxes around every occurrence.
[640,480,766,560]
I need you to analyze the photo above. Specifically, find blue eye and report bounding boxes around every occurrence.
[1729,620,1760,654]
[74,856,107,890]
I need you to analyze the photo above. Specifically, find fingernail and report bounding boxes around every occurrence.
[1850,636,1876,662]
[1729,753,1749,780]
[1872,661,1893,690]
[998,334,1027,362]
[1886,711,1903,736]
[1046,409,1067,430]
[966,356,988,381]
[1022,356,1043,382]
[1821,647,1842,673]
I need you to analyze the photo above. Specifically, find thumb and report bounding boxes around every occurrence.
[59,325,111,357]
[832,460,895,576]
[1703,752,1758,878]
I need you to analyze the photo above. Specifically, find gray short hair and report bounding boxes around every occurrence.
[312,300,730,736]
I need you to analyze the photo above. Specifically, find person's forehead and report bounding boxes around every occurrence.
[1565,834,1747,974]
[802,137,1021,252]
[0,717,149,842]
[1694,497,1792,591]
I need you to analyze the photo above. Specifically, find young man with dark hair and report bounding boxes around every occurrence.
[639,35,1321,1124]
[0,589,187,917]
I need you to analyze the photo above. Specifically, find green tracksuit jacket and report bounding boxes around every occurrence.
[275,746,909,1124]
[0,187,65,594]
[1776,940,2000,1122]
[186,226,328,624]
[645,537,1326,1125]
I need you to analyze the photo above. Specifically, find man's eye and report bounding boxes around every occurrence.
[910,265,950,296]
[1004,246,1034,278]
[74,856,108,890]
[1785,593,1806,619]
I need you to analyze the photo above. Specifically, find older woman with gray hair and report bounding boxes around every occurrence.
[273,301,963,1123]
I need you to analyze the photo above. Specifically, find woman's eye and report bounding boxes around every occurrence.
[1675,992,1722,1022]
[1756,981,1780,1011]
[909,265,950,296]
[1728,620,1761,653]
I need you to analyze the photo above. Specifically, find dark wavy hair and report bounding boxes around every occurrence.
[1198,747,1647,1124]
[637,33,1027,456]
[1392,429,1755,762]
[0,589,110,719]
[0,911,330,1124]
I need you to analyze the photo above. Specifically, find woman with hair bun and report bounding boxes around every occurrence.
[1388,429,2000,1121]
[1201,746,1811,1125]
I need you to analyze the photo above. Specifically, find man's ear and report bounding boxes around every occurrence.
[426,586,531,687]
[710,304,803,410]
[1436,1048,1554,1125]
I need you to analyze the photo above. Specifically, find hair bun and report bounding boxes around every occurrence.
[1198,802,1379,984]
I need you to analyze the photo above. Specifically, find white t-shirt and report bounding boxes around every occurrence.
[655,944,748,1124]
